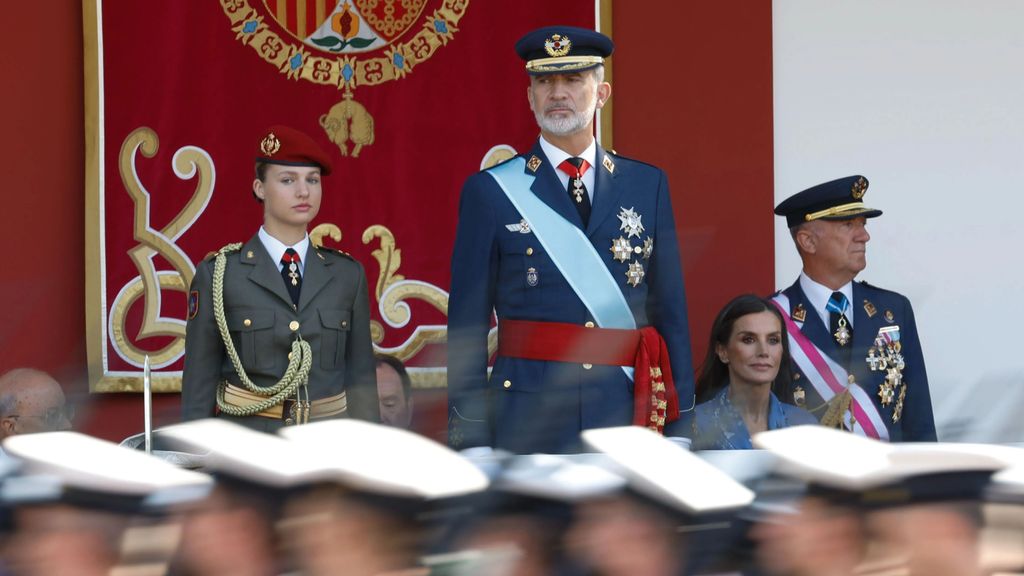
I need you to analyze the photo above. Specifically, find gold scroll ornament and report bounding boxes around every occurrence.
[108,127,213,380]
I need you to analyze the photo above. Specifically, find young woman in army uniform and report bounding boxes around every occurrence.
[181,125,378,430]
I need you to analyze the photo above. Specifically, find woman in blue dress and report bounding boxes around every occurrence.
[670,294,817,449]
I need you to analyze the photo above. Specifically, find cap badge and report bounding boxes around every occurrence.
[260,132,281,156]
[544,34,572,57]
[851,176,868,199]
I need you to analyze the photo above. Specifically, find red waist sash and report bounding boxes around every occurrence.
[497,319,680,433]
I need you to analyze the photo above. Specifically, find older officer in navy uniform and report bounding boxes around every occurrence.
[181,125,378,431]
[447,26,695,453]
[772,176,936,441]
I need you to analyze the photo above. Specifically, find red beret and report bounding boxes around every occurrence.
[255,125,333,176]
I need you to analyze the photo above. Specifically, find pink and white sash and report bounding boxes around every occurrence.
[772,293,889,441]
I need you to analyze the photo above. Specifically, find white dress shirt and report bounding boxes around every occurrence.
[258,227,310,275]
[799,272,854,330]
[538,135,597,203]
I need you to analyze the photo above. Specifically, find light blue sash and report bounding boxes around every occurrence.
[489,158,635,379]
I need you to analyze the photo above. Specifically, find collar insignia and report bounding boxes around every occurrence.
[863,299,877,318]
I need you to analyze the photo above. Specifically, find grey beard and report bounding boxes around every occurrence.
[535,102,596,136]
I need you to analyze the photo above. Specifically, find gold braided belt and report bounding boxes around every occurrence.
[221,383,347,424]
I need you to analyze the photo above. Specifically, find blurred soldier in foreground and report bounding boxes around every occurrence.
[1,431,212,576]
[752,425,1004,575]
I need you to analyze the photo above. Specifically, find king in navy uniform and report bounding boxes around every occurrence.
[181,125,378,431]
[447,26,695,453]
[772,176,936,441]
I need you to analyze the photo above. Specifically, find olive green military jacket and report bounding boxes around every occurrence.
[181,234,379,431]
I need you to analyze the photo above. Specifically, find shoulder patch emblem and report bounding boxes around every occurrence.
[188,290,200,320]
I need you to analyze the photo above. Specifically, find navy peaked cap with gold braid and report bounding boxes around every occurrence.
[515,26,614,76]
[774,175,882,228]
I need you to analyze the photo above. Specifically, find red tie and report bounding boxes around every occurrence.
[281,248,302,306]
[558,157,592,226]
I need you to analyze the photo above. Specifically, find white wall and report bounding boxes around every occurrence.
[773,0,1024,442]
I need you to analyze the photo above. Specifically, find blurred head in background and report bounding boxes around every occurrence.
[0,368,72,440]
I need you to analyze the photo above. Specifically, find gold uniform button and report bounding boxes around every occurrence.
[341,320,348,328]
[526,247,534,256]
[289,320,300,332]
[583,363,593,370]
[634,246,642,254]
[284,418,294,426]
[288,352,293,360]
[584,321,595,328]
[243,318,252,327]
[503,380,512,389]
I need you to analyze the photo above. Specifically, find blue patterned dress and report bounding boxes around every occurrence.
[675,386,818,450]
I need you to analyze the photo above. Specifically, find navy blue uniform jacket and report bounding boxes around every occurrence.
[447,140,695,453]
[777,279,937,441]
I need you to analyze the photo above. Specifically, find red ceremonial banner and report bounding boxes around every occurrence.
[85,0,602,397]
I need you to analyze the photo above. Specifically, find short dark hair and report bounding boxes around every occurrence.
[375,354,412,400]
[695,294,794,405]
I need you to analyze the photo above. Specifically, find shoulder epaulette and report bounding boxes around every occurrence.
[603,149,662,171]
[204,242,242,262]
[858,280,903,297]
[316,245,355,261]
[480,153,522,174]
